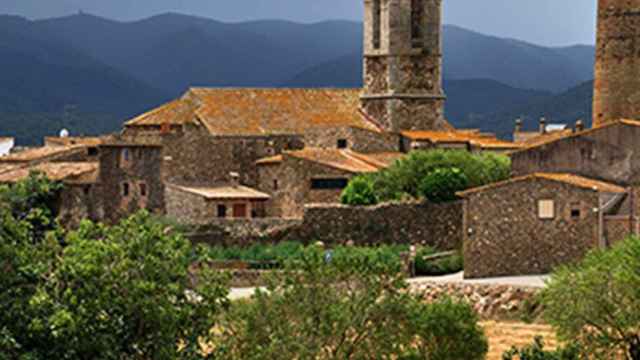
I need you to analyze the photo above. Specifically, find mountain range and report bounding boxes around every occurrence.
[0,12,596,144]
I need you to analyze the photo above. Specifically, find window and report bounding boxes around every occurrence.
[372,0,381,49]
[570,203,581,220]
[139,182,147,197]
[83,185,91,196]
[538,200,555,219]
[122,182,130,197]
[273,179,279,191]
[337,139,348,149]
[411,0,424,47]
[217,205,227,218]
[121,148,131,166]
[87,147,98,156]
[311,178,349,190]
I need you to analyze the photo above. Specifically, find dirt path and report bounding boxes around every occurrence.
[483,321,556,359]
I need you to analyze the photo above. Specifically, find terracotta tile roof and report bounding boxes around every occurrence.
[168,184,270,200]
[511,119,640,154]
[457,173,627,197]
[0,162,99,184]
[44,136,105,147]
[286,148,383,173]
[255,155,283,165]
[0,137,14,142]
[348,152,405,168]
[126,88,380,136]
[125,98,197,127]
[0,145,85,163]
[401,130,521,150]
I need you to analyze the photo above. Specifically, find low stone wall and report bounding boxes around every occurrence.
[185,218,302,246]
[282,201,463,249]
[410,281,541,320]
[184,201,463,249]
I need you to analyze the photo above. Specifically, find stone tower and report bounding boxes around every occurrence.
[593,0,640,127]
[361,0,450,133]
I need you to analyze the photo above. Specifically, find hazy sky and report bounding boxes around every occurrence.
[1,0,597,46]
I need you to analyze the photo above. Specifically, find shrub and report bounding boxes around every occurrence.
[541,236,640,359]
[502,337,581,360]
[414,249,464,276]
[419,167,469,203]
[212,248,488,360]
[340,175,379,205]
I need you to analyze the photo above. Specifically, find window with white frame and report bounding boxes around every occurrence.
[538,199,555,219]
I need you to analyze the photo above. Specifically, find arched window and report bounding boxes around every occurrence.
[411,0,424,47]
[373,0,382,49]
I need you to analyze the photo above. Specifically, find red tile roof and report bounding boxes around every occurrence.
[457,173,627,197]
[0,145,85,163]
[168,184,270,200]
[0,162,99,184]
[401,130,522,150]
[284,148,399,173]
[126,88,381,136]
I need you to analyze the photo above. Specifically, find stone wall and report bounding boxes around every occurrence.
[604,215,636,246]
[511,122,640,185]
[593,0,640,127]
[410,281,541,320]
[98,144,165,223]
[282,201,463,249]
[185,218,303,246]
[463,178,601,279]
[57,184,103,228]
[304,126,400,153]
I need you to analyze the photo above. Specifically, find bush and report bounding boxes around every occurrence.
[541,236,640,359]
[419,167,469,203]
[340,174,379,205]
[211,248,488,359]
[414,249,464,276]
[502,337,581,360]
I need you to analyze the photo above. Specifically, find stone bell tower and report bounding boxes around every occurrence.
[593,0,640,127]
[361,0,450,133]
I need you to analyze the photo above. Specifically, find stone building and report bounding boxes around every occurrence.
[361,0,451,133]
[458,173,629,278]
[400,130,521,153]
[593,0,640,127]
[256,149,403,218]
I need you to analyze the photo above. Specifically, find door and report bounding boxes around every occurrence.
[233,203,247,218]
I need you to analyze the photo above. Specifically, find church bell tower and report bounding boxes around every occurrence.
[361,0,450,133]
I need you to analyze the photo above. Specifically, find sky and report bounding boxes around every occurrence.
[0,0,598,46]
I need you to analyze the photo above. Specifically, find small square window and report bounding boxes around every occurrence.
[122,182,130,197]
[87,147,98,156]
[217,205,227,218]
[122,148,130,161]
[273,179,279,191]
[571,209,581,219]
[538,200,555,219]
[337,139,348,149]
[83,186,91,196]
[139,183,147,197]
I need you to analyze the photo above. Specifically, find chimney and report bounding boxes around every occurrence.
[515,118,523,133]
[539,117,547,134]
[575,119,585,133]
[229,172,240,188]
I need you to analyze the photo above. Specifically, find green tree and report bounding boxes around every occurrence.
[541,236,640,359]
[213,248,487,359]
[418,167,469,203]
[340,175,379,205]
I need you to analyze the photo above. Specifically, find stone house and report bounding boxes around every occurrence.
[400,130,522,153]
[256,149,403,218]
[458,173,630,278]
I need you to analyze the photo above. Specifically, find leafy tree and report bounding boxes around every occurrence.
[212,248,487,359]
[502,337,581,360]
[541,236,640,359]
[1,175,230,359]
[340,175,379,206]
[418,167,469,203]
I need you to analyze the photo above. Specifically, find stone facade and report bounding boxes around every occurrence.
[304,126,399,153]
[511,122,640,185]
[58,184,103,227]
[593,0,640,127]
[361,0,449,133]
[98,144,165,223]
[461,178,612,278]
[284,201,463,249]
[185,218,303,246]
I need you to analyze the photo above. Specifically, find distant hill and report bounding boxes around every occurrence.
[0,12,596,144]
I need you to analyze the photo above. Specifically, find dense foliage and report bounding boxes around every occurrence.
[211,247,488,359]
[340,175,379,206]
[414,248,464,276]
[341,149,510,205]
[542,236,640,359]
[502,337,581,360]
[418,167,469,203]
[0,174,229,359]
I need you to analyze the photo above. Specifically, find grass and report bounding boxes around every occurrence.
[482,321,557,360]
